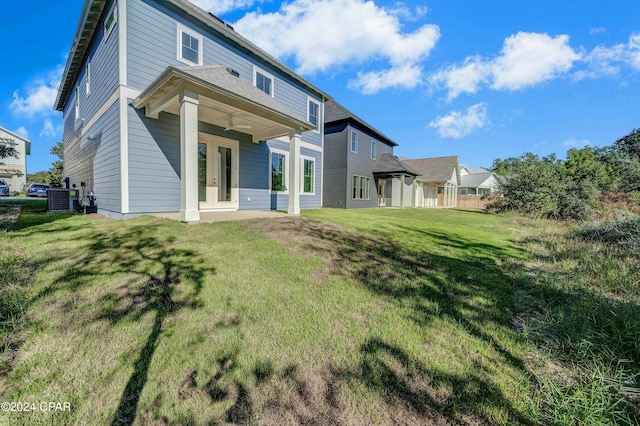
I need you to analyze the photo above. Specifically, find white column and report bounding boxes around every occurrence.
[179,90,200,222]
[288,131,301,215]
[400,174,405,209]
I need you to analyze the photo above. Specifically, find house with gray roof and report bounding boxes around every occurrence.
[56,0,330,221]
[323,100,416,208]
[458,167,501,195]
[402,156,461,207]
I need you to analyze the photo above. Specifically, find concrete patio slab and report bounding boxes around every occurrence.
[152,210,289,223]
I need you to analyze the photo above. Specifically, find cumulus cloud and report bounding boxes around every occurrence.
[430,32,580,100]
[428,102,488,139]
[14,127,29,138]
[189,0,261,15]
[39,118,61,138]
[11,66,63,118]
[233,0,440,94]
[563,139,591,148]
[574,32,640,80]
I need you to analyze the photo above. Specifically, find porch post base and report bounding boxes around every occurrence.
[180,209,200,223]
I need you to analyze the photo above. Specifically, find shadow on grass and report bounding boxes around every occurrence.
[17,219,214,426]
[255,216,533,424]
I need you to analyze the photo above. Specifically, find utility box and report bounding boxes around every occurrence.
[47,188,80,212]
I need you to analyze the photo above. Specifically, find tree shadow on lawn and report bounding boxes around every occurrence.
[254,217,533,424]
[25,221,214,426]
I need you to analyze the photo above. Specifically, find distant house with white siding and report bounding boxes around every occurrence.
[0,126,30,194]
[458,166,501,195]
[403,156,460,208]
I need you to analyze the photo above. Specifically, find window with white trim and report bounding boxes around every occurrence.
[75,87,80,121]
[270,150,288,192]
[352,175,371,200]
[302,157,315,194]
[371,140,376,159]
[307,98,320,128]
[385,145,392,154]
[177,23,203,66]
[86,62,91,97]
[254,66,274,97]
[104,3,117,40]
[351,131,358,153]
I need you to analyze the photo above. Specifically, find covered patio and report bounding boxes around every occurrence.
[132,65,315,222]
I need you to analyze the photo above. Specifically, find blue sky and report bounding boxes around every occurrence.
[1,0,639,173]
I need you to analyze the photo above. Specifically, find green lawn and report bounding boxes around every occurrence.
[0,202,638,425]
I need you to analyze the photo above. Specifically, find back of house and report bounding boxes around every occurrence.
[55,0,330,221]
[0,126,30,194]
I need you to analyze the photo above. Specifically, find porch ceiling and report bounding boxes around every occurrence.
[132,65,315,143]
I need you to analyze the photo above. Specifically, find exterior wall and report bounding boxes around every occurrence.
[0,128,28,193]
[323,123,394,209]
[65,100,122,214]
[62,0,121,210]
[322,124,347,208]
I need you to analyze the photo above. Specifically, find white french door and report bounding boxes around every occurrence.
[198,134,239,210]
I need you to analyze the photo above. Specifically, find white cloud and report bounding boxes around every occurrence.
[589,27,606,35]
[430,32,580,100]
[574,32,640,80]
[14,127,29,138]
[563,139,591,148]
[189,0,261,15]
[39,119,60,138]
[11,66,63,118]
[428,102,488,139]
[233,0,440,94]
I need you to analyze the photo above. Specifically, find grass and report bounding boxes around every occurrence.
[0,202,638,425]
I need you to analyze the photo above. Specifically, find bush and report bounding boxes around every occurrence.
[573,212,640,247]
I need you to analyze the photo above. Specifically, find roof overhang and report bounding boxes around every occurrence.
[132,66,315,142]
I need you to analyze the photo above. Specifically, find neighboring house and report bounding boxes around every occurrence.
[323,100,416,208]
[0,126,30,194]
[55,0,330,222]
[458,166,501,195]
[403,156,461,208]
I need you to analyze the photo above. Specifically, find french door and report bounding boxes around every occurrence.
[198,134,239,210]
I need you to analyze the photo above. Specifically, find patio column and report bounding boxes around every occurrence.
[288,131,301,215]
[179,89,200,222]
[400,174,405,209]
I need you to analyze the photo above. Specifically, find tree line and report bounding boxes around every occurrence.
[489,128,640,220]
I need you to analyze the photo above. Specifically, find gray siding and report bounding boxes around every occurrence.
[322,125,347,208]
[128,107,181,213]
[345,124,382,209]
[127,0,322,147]
[65,100,121,213]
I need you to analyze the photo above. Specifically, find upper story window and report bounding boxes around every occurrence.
[177,23,203,66]
[254,66,274,97]
[385,146,392,154]
[351,131,358,153]
[85,63,91,97]
[371,141,376,159]
[75,87,80,121]
[307,98,320,129]
[104,3,117,40]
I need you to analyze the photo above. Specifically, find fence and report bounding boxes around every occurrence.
[457,194,488,209]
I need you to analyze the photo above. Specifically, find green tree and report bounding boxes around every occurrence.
[614,128,640,160]
[48,141,64,187]
[27,171,51,184]
[564,147,614,191]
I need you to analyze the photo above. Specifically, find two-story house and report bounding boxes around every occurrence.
[55,0,330,222]
[323,100,417,208]
[0,126,30,194]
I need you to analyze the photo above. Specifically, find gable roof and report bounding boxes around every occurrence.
[0,126,31,155]
[460,172,496,188]
[403,156,460,184]
[55,0,331,111]
[324,100,398,147]
[372,153,420,176]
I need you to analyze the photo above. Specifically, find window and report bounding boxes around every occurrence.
[85,63,91,97]
[177,24,203,66]
[254,66,274,97]
[75,87,80,121]
[351,131,358,153]
[352,175,371,200]
[385,146,392,154]
[104,3,117,40]
[308,98,320,128]
[371,141,376,159]
[302,158,315,194]
[270,151,287,192]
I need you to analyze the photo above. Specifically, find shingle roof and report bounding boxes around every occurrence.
[460,172,495,188]
[372,153,420,176]
[403,156,460,184]
[324,100,398,146]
